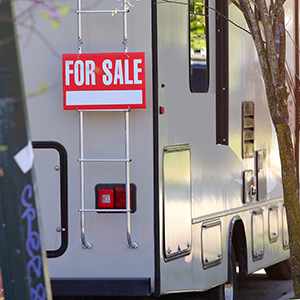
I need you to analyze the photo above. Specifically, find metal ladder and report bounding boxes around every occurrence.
[75,0,138,250]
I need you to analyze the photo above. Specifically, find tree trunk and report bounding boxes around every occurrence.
[0,1,53,299]
[231,0,300,296]
[276,123,300,297]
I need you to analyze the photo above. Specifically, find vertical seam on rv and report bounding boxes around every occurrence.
[152,0,161,297]
[216,1,229,145]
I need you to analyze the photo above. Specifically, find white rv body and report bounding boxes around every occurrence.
[14,0,296,297]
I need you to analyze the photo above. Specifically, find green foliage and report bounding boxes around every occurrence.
[190,0,206,53]
[42,1,70,29]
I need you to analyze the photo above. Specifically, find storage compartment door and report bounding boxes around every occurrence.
[163,144,192,260]
[252,209,264,260]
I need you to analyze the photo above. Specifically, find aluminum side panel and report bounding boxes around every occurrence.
[157,0,292,294]
[14,0,155,290]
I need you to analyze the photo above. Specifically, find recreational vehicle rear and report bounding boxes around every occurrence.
[13,0,297,298]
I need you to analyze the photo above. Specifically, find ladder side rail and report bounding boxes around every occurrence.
[125,111,138,248]
[79,111,92,249]
[123,0,138,249]
[77,0,82,54]
[123,0,128,53]
[77,0,92,249]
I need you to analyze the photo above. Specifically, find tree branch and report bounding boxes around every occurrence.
[256,0,288,118]
[155,0,251,35]
[235,0,277,117]
[276,4,286,87]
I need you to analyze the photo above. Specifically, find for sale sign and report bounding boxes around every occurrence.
[62,52,146,110]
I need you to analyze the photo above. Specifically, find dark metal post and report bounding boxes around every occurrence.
[0,1,52,299]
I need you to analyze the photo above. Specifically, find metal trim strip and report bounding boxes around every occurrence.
[192,198,284,225]
[51,278,151,296]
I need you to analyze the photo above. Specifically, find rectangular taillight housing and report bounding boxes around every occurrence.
[95,184,136,213]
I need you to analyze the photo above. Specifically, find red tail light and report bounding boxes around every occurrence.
[115,186,133,209]
[97,188,114,209]
[95,184,136,213]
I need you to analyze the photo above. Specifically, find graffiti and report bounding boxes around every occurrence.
[21,184,46,300]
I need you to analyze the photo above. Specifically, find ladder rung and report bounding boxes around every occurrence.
[76,10,129,14]
[79,209,131,213]
[78,158,131,162]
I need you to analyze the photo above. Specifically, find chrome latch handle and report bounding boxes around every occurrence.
[249,184,257,198]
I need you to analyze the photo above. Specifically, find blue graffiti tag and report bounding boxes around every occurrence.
[21,184,46,300]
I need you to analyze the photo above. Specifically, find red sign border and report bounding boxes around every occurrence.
[62,52,146,110]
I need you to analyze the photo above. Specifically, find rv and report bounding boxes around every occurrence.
[14,0,298,298]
